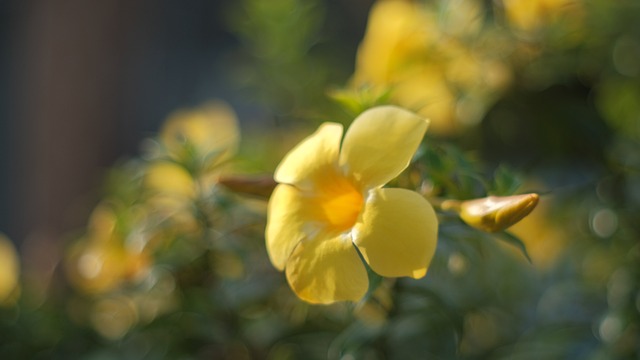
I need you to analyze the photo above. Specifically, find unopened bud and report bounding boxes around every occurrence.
[456,193,539,233]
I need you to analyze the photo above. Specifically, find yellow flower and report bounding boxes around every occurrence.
[66,239,126,294]
[352,0,436,86]
[142,161,201,233]
[352,0,511,135]
[501,0,585,40]
[159,101,240,171]
[266,106,438,304]
[65,205,151,295]
[144,161,196,200]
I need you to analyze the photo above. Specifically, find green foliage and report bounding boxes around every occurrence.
[412,141,486,200]
[226,0,345,124]
[490,165,523,196]
[327,86,394,119]
[494,231,532,263]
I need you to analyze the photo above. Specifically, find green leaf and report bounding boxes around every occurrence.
[495,231,532,263]
[491,165,522,196]
[327,86,394,118]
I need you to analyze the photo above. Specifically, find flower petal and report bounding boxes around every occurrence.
[274,123,343,190]
[265,184,312,271]
[339,106,428,189]
[353,188,438,278]
[285,233,368,304]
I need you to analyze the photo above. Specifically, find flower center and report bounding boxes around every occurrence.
[318,177,364,233]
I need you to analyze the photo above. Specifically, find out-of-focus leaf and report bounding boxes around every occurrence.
[326,86,393,118]
[413,142,486,199]
[494,231,532,263]
[491,165,523,196]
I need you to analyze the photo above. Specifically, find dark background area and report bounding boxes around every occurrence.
[0,0,372,252]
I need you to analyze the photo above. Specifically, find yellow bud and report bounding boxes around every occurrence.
[455,193,540,233]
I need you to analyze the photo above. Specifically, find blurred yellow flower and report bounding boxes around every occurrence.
[352,0,436,86]
[148,101,242,233]
[66,205,151,295]
[266,106,438,304]
[144,161,196,200]
[352,0,511,135]
[67,239,125,294]
[501,0,585,40]
[159,101,240,172]
[0,234,20,306]
[142,161,201,234]
[90,296,138,340]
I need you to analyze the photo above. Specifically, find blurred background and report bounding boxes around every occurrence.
[0,0,368,252]
[1,0,639,358]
